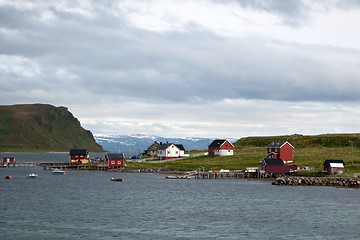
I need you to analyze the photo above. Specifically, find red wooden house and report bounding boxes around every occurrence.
[2,157,15,167]
[106,153,125,167]
[208,139,234,156]
[69,149,89,164]
[267,141,294,163]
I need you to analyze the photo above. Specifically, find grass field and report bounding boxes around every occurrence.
[126,145,360,177]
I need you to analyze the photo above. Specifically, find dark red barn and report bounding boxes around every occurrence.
[107,153,125,167]
[267,141,294,163]
[261,158,290,174]
[323,160,344,174]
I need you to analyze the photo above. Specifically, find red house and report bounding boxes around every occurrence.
[69,149,89,164]
[106,153,125,167]
[267,141,294,163]
[208,139,234,156]
[2,157,15,167]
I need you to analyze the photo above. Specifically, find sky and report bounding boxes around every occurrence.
[1,0,360,139]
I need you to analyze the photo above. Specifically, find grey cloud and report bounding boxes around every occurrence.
[1,0,360,107]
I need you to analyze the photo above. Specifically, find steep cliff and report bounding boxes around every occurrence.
[0,104,104,152]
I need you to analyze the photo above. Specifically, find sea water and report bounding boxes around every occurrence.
[1,166,360,239]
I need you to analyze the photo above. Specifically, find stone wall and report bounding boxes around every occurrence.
[273,176,360,188]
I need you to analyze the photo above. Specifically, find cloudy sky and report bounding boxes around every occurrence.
[1,0,360,138]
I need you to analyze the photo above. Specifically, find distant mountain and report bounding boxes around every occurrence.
[94,134,237,153]
[0,104,104,152]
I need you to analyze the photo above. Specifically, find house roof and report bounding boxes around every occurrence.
[329,163,344,168]
[175,144,185,151]
[106,153,125,159]
[69,149,88,155]
[323,160,345,166]
[209,139,234,148]
[267,141,294,149]
[262,158,285,165]
[147,141,160,151]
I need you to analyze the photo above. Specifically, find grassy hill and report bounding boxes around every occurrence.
[127,134,360,176]
[0,104,104,152]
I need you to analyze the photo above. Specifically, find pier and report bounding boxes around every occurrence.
[194,170,268,179]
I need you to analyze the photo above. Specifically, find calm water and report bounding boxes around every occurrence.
[1,167,360,240]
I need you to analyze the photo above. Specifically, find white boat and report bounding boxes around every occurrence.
[52,168,66,175]
[165,175,191,179]
[27,173,38,178]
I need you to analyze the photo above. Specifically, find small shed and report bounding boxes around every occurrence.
[208,139,234,156]
[267,141,294,163]
[261,158,290,174]
[323,160,345,174]
[107,153,125,167]
[69,149,89,164]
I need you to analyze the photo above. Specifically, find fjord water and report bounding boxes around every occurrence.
[1,167,359,240]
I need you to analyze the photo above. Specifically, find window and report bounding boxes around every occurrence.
[118,161,122,164]
[111,161,115,164]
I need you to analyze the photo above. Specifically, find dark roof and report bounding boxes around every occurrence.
[69,149,88,155]
[267,141,294,148]
[175,144,185,151]
[262,158,284,165]
[209,139,227,148]
[106,153,125,159]
[157,143,185,151]
[157,143,173,150]
[323,160,345,166]
[147,141,160,150]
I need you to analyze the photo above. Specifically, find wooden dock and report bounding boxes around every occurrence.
[195,171,268,179]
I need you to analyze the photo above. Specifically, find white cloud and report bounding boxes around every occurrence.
[0,0,359,138]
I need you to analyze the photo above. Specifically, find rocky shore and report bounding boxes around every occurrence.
[273,176,360,188]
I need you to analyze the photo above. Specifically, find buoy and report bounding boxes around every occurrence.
[5,176,12,179]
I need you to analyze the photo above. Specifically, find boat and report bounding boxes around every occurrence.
[111,177,124,182]
[52,168,66,175]
[27,173,38,178]
[5,176,12,179]
[165,175,191,179]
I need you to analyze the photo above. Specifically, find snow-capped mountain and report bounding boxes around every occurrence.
[94,134,237,153]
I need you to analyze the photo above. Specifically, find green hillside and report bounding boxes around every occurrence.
[0,104,104,152]
[128,134,360,176]
[234,134,360,148]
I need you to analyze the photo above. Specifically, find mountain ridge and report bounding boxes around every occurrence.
[94,134,237,153]
[0,104,104,152]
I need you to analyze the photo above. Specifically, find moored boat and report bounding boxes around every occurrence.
[111,177,124,182]
[52,168,66,175]
[27,173,38,178]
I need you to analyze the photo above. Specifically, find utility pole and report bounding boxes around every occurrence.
[349,141,354,166]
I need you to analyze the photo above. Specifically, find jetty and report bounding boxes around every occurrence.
[273,176,360,188]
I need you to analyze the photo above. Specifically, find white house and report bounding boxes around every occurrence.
[157,143,186,160]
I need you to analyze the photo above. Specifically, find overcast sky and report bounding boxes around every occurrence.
[1,0,360,138]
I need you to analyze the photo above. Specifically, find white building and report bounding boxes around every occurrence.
[157,143,186,160]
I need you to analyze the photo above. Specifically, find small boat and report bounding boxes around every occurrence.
[165,175,192,179]
[52,168,66,175]
[5,176,12,179]
[27,173,38,178]
[111,177,124,182]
